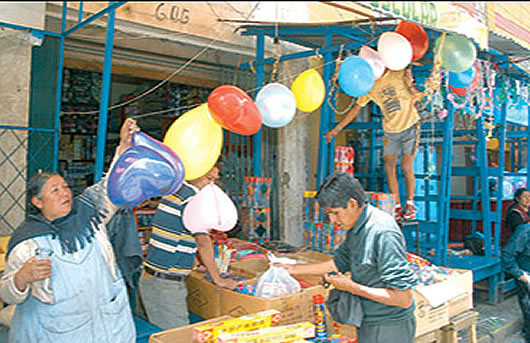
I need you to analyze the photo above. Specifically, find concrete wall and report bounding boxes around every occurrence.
[277,57,322,246]
[0,29,35,234]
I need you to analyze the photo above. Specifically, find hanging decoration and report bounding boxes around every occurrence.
[395,21,429,62]
[207,85,262,136]
[377,31,413,71]
[291,68,326,112]
[256,83,297,128]
[338,55,375,97]
[435,34,477,73]
[164,104,223,180]
[358,45,386,80]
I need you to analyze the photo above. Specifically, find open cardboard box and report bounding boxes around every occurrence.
[149,315,231,343]
[413,268,473,336]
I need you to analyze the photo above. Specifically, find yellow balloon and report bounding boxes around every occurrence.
[163,104,223,180]
[291,68,325,112]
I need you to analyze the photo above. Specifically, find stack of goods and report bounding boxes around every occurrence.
[134,209,156,254]
[241,177,272,243]
[334,146,355,176]
[303,191,347,253]
[193,309,320,343]
[406,252,460,287]
[366,192,397,217]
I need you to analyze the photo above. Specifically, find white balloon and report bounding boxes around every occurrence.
[377,32,413,71]
[358,45,386,80]
[182,183,238,233]
[256,83,297,128]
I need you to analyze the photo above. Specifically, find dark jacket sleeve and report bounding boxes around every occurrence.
[501,225,530,279]
[505,210,525,233]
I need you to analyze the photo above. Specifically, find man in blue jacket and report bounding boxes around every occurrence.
[502,223,530,342]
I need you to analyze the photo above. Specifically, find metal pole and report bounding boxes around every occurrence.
[53,2,68,172]
[252,33,264,176]
[94,6,116,181]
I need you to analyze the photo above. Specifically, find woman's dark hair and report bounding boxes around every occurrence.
[316,172,367,209]
[514,187,529,203]
[27,172,61,215]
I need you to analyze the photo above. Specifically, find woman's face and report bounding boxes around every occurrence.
[518,191,530,210]
[31,175,73,221]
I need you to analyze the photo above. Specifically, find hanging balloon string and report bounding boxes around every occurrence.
[417,32,446,124]
[325,44,356,115]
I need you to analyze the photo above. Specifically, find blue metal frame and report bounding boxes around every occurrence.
[238,22,529,304]
[0,1,126,179]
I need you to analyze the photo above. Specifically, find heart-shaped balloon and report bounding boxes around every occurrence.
[108,132,185,208]
[182,183,238,233]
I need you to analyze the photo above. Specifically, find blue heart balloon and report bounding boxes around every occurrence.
[108,132,185,208]
[338,55,375,97]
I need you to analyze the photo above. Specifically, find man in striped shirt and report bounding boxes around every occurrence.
[138,162,238,330]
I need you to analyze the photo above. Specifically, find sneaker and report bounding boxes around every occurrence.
[394,205,403,222]
[404,202,417,221]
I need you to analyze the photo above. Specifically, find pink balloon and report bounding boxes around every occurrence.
[358,45,386,80]
[182,184,238,233]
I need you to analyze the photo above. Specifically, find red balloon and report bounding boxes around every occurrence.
[207,85,262,136]
[449,63,480,96]
[395,21,429,61]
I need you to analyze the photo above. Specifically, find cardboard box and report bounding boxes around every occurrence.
[193,309,282,342]
[413,268,473,336]
[221,282,326,326]
[149,315,231,343]
[185,271,222,319]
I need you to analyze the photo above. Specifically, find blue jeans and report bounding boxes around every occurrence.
[138,273,189,330]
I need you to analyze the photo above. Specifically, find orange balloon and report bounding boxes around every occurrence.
[395,21,429,61]
[207,85,262,136]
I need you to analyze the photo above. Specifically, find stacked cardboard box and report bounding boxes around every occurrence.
[241,177,272,243]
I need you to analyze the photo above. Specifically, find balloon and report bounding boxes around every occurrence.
[207,85,262,135]
[108,132,185,208]
[377,32,413,71]
[449,63,480,96]
[358,45,385,80]
[338,55,375,97]
[255,83,297,128]
[182,183,238,233]
[164,104,223,180]
[395,21,429,61]
[291,68,325,112]
[449,65,476,89]
[435,34,477,73]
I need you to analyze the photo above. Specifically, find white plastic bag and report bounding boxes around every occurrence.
[253,252,301,298]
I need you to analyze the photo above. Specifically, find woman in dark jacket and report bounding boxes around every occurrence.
[505,188,530,234]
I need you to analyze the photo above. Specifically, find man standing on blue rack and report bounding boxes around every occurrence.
[324,68,424,222]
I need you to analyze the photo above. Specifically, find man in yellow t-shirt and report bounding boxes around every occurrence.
[324,68,423,222]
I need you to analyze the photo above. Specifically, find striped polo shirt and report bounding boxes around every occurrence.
[143,181,206,277]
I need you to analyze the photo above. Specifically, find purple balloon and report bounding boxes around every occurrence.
[108,132,185,208]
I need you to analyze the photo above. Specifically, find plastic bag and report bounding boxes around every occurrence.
[253,252,301,298]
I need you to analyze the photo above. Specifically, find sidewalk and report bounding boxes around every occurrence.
[458,289,525,343]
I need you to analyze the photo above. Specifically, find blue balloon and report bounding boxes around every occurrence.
[108,132,185,208]
[256,83,297,128]
[338,56,375,97]
[448,66,476,89]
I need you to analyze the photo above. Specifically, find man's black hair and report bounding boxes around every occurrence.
[316,172,368,209]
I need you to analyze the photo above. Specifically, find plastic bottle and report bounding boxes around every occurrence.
[313,294,328,341]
